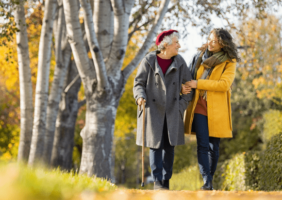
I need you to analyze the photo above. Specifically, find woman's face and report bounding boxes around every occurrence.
[165,37,181,57]
[208,32,223,53]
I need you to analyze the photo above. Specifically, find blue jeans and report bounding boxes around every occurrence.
[192,113,220,183]
[149,117,175,182]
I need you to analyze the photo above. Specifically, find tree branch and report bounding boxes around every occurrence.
[93,0,114,63]
[106,0,135,79]
[127,2,177,43]
[63,0,95,95]
[128,1,153,28]
[128,19,154,42]
[80,0,109,91]
[122,0,170,80]
[64,74,80,93]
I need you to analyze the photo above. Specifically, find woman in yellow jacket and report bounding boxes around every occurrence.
[182,28,240,190]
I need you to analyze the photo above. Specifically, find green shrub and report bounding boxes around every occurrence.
[213,154,246,191]
[213,151,261,191]
[244,151,261,190]
[214,132,282,191]
[262,110,282,146]
[258,133,282,191]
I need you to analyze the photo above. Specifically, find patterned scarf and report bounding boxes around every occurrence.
[194,48,230,100]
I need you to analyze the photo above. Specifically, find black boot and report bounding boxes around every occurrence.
[200,180,213,190]
[154,180,165,190]
[162,180,169,190]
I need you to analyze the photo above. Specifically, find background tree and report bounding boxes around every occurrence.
[51,60,84,170]
[28,0,57,166]
[14,0,33,162]
[220,14,282,160]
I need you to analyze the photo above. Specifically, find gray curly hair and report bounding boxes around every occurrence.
[157,32,180,51]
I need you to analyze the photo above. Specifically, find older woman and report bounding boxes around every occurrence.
[182,28,240,190]
[133,30,193,190]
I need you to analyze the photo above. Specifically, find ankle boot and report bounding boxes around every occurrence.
[162,180,169,190]
[200,180,213,190]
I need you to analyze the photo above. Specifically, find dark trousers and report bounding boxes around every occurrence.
[149,117,175,182]
[193,113,220,183]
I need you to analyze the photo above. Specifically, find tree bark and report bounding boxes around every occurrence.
[15,0,33,162]
[51,60,82,170]
[80,0,109,92]
[106,0,134,80]
[93,0,114,63]
[43,3,72,165]
[28,0,57,166]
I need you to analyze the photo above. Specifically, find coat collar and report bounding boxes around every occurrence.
[145,51,185,77]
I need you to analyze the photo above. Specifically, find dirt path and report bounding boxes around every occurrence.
[80,190,282,200]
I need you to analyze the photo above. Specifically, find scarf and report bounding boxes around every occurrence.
[194,48,230,100]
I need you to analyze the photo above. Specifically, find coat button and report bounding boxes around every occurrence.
[174,98,177,100]
[153,99,155,102]
[155,83,158,86]
[173,82,175,85]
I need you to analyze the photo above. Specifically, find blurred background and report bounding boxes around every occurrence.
[1,0,282,191]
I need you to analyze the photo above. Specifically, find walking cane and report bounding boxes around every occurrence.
[141,100,146,187]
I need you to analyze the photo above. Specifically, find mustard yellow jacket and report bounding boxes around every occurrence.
[184,59,236,138]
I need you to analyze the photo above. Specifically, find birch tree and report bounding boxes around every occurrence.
[42,1,72,164]
[62,0,170,178]
[51,60,84,170]
[14,0,33,162]
[28,0,58,165]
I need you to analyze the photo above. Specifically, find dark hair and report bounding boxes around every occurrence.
[198,28,241,62]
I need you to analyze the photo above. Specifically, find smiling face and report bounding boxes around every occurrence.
[164,37,181,57]
[208,32,223,53]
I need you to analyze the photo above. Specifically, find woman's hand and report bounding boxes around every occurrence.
[185,80,197,89]
[181,84,192,95]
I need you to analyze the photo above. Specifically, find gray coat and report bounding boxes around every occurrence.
[133,51,193,148]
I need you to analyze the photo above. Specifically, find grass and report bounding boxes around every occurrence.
[170,165,203,191]
[0,162,116,200]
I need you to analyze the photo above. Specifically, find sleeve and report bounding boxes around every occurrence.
[179,61,194,113]
[188,52,201,78]
[197,61,236,92]
[133,58,149,105]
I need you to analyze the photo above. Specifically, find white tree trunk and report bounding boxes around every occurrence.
[80,0,108,92]
[63,0,95,90]
[15,0,33,162]
[51,60,82,170]
[28,0,58,166]
[93,0,114,62]
[43,4,72,164]
[63,0,170,178]
[106,0,134,81]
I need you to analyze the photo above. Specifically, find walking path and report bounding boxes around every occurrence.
[80,190,282,200]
